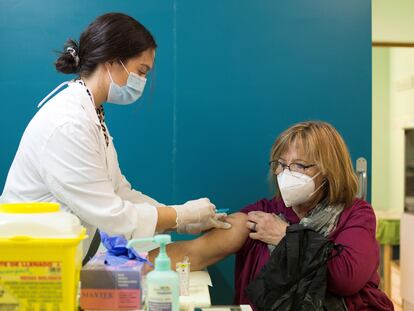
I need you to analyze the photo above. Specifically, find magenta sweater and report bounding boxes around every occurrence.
[234,198,393,310]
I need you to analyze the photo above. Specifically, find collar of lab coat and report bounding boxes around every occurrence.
[69,81,101,127]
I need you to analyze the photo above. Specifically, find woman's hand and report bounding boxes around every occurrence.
[246,211,288,245]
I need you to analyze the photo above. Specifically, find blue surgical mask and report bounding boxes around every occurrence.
[106,61,146,105]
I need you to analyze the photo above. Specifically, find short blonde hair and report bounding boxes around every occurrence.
[270,121,358,208]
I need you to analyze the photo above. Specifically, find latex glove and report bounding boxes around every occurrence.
[177,213,232,234]
[171,198,216,227]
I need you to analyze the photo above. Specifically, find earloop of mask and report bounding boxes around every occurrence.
[120,60,129,74]
[106,67,114,82]
[308,179,326,198]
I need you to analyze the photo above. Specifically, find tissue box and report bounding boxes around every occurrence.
[80,252,144,310]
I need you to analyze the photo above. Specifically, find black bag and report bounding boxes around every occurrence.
[246,224,345,311]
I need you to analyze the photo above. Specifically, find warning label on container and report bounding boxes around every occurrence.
[0,261,62,310]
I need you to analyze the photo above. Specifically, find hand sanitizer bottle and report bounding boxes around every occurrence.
[128,234,179,311]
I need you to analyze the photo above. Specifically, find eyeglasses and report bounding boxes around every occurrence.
[269,160,316,174]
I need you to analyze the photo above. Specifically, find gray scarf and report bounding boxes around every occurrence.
[299,199,344,237]
[268,200,344,252]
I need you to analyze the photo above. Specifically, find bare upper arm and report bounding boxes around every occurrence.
[149,212,251,271]
[204,212,250,253]
[189,212,250,268]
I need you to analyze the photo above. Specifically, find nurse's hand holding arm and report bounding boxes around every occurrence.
[157,198,217,232]
[175,212,232,235]
[172,198,215,225]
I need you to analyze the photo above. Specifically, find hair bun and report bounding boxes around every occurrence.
[55,39,80,74]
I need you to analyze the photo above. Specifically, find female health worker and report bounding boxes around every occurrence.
[0,13,230,260]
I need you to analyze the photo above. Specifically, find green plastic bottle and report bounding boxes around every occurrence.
[128,234,179,311]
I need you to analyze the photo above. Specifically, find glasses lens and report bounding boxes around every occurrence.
[290,163,306,173]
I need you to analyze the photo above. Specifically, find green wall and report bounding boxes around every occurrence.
[372,48,391,211]
[373,0,414,43]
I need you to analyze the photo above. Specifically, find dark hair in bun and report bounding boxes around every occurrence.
[55,12,157,76]
[55,39,80,74]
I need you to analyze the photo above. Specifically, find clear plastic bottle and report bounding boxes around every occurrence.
[128,234,179,311]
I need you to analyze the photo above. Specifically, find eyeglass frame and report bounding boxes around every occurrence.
[268,159,317,174]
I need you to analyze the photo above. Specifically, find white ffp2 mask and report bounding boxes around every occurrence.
[277,169,324,207]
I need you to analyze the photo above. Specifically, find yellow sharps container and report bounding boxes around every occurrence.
[0,202,86,310]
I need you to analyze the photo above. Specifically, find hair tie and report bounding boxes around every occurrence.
[66,47,80,67]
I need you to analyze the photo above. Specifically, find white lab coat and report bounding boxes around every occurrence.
[0,82,161,255]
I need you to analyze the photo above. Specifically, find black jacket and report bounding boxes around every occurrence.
[246,224,345,311]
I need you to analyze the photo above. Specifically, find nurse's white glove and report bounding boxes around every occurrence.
[172,198,216,227]
[176,213,232,235]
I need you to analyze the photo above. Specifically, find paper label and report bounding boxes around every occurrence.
[0,261,62,310]
[147,284,173,311]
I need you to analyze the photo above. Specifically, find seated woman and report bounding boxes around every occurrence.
[148,121,393,310]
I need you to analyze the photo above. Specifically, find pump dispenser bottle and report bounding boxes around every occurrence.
[128,234,179,311]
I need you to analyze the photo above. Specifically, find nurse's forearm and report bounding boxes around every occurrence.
[148,212,250,270]
[155,206,178,232]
